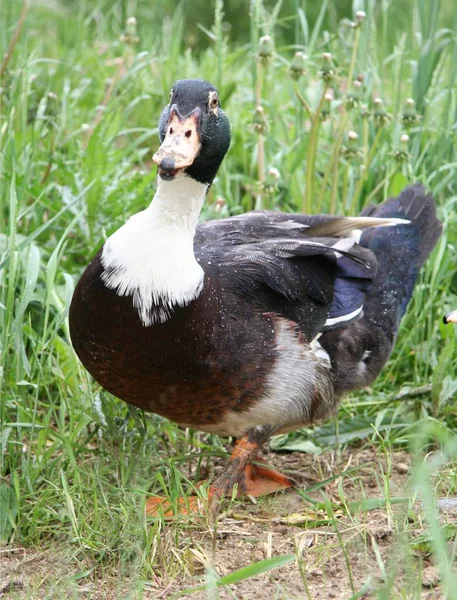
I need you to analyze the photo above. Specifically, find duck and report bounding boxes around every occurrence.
[69,79,442,514]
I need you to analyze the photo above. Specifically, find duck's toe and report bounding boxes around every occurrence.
[237,458,296,497]
[145,494,206,518]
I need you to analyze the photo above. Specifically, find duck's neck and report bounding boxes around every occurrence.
[147,175,208,233]
[101,175,209,326]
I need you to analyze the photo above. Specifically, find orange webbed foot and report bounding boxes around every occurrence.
[145,429,295,517]
[238,458,296,497]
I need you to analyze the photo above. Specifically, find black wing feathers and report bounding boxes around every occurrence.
[207,245,338,340]
[195,213,379,341]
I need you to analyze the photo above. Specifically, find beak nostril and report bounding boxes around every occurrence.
[153,108,201,173]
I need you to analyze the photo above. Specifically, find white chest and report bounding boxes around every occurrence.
[100,176,208,326]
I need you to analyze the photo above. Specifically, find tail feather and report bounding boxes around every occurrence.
[359,184,442,318]
[361,184,442,269]
[304,215,409,238]
[320,184,442,394]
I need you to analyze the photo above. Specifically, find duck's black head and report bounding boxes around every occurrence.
[153,79,231,186]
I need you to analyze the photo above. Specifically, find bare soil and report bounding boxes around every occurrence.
[1,447,454,599]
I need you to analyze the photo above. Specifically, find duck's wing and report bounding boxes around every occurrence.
[196,212,406,341]
[195,210,405,247]
[196,235,377,342]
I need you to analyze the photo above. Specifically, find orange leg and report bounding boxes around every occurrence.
[210,437,295,501]
[146,432,295,517]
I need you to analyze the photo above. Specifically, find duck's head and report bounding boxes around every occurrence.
[153,79,231,185]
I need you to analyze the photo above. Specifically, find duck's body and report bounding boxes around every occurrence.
[70,256,332,436]
[70,176,351,437]
[69,79,442,508]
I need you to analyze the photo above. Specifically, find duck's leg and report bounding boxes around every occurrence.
[210,427,296,501]
[146,426,295,517]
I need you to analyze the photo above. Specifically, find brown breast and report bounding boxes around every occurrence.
[69,252,277,427]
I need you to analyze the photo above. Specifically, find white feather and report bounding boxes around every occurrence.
[101,175,208,326]
[186,319,333,437]
[332,235,357,258]
[324,305,363,328]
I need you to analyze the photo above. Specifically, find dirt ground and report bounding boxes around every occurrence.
[1,447,454,599]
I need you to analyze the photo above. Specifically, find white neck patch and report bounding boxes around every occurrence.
[101,175,208,326]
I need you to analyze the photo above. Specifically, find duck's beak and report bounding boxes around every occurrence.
[153,106,201,180]
[443,309,457,324]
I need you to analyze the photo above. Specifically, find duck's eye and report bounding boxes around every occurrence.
[209,92,219,110]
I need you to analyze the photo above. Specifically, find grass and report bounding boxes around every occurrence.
[1,0,457,597]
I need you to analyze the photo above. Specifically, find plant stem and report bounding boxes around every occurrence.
[363,175,387,206]
[215,0,224,92]
[315,23,363,214]
[350,126,383,212]
[0,0,28,77]
[294,82,313,119]
[329,160,340,215]
[362,117,369,164]
[342,163,349,212]
[303,85,327,214]
[346,25,360,89]
[255,60,265,210]
[325,112,349,214]
[41,129,55,184]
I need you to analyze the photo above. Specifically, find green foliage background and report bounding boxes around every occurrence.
[0,0,456,596]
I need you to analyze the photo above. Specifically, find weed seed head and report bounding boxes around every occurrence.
[262,167,281,193]
[259,35,274,63]
[320,90,334,121]
[290,52,306,80]
[360,103,370,119]
[44,91,59,119]
[252,105,268,134]
[319,52,336,83]
[355,11,366,26]
[346,79,363,109]
[214,197,226,212]
[120,17,139,45]
[342,130,362,159]
[391,134,410,163]
[373,98,391,127]
[402,98,421,127]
